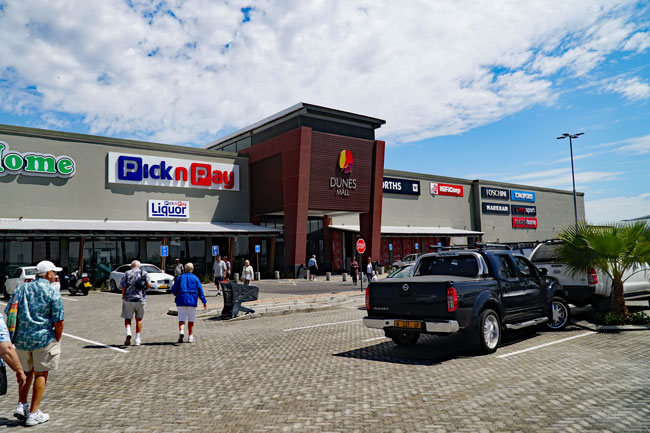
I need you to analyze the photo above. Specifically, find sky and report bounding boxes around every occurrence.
[0,0,649,224]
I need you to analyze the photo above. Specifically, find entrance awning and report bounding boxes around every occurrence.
[0,218,280,235]
[328,224,483,236]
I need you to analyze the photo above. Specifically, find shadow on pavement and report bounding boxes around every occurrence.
[0,417,23,427]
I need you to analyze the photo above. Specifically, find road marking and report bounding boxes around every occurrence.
[497,331,596,358]
[62,333,129,354]
[61,296,79,302]
[282,319,362,332]
[363,336,388,342]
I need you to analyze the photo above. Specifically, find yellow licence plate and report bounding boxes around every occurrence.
[394,320,422,329]
[159,284,168,289]
[83,282,91,288]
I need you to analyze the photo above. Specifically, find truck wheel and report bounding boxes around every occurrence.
[547,297,570,330]
[389,331,420,346]
[477,309,501,354]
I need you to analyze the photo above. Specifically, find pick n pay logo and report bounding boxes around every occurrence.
[338,150,353,174]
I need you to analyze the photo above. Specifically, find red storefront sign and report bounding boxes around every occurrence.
[512,217,538,229]
[430,182,463,197]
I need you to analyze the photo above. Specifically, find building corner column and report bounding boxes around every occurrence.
[359,140,385,265]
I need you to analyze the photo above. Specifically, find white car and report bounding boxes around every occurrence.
[108,264,174,292]
[3,266,61,299]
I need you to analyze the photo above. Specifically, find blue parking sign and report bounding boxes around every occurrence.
[389,244,393,251]
[415,243,419,250]
[255,245,261,253]
[160,245,169,257]
[212,245,219,256]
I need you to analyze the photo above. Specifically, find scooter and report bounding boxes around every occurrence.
[68,270,92,296]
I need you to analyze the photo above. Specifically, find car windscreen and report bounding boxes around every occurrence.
[388,265,413,278]
[142,265,162,273]
[530,244,560,263]
[416,255,479,278]
[24,267,38,276]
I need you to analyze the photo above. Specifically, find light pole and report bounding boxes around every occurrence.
[556,132,584,224]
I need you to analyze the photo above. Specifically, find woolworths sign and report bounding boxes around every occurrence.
[0,142,76,178]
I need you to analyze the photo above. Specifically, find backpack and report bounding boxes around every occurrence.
[133,271,148,292]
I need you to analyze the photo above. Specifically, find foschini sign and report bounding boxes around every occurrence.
[0,142,76,178]
[329,149,357,197]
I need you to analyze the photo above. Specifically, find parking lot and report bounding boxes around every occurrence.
[0,287,648,432]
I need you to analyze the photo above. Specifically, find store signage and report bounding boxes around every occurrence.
[148,200,190,219]
[329,149,357,197]
[512,217,538,229]
[510,189,535,202]
[482,202,510,215]
[481,186,509,200]
[430,182,463,197]
[108,152,239,191]
[0,142,76,178]
[511,205,537,216]
[382,177,420,195]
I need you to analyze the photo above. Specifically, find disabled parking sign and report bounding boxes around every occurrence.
[212,245,219,256]
[160,245,169,257]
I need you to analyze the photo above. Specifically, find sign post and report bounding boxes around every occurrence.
[255,244,261,280]
[356,239,366,292]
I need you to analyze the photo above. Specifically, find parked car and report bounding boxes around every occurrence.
[392,253,421,269]
[108,264,173,292]
[3,266,61,299]
[387,265,414,279]
[530,240,650,308]
[364,247,571,354]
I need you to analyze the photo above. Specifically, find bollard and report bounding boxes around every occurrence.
[255,271,261,281]
[234,272,240,282]
[326,272,331,281]
[305,270,310,280]
[378,266,384,275]
[342,273,347,281]
[274,270,280,279]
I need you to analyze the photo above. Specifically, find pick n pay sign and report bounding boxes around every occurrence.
[107,152,239,191]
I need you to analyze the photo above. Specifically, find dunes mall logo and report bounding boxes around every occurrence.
[329,149,357,197]
[338,149,353,174]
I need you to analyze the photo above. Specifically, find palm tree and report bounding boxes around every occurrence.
[557,221,650,317]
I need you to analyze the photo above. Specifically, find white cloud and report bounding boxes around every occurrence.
[0,0,647,145]
[623,31,650,52]
[503,168,622,189]
[603,77,650,100]
[586,193,650,223]
[614,133,650,154]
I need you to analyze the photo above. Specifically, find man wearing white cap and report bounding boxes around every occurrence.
[4,260,64,427]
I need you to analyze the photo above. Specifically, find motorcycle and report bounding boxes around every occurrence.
[68,270,92,296]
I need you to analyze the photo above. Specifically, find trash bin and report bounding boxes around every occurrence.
[220,282,259,319]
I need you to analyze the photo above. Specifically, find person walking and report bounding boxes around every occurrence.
[223,256,232,282]
[173,258,183,279]
[171,263,207,343]
[308,255,318,281]
[212,255,227,296]
[5,260,64,426]
[242,260,254,285]
[366,257,373,283]
[120,260,151,346]
[350,256,359,285]
[0,316,27,407]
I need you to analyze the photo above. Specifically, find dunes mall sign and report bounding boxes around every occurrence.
[0,142,76,178]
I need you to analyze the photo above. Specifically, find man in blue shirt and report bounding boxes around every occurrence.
[5,260,64,427]
[172,262,207,343]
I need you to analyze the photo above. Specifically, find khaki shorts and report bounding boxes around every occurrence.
[121,300,146,320]
[17,340,61,372]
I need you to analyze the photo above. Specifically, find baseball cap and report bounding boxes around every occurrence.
[36,260,63,274]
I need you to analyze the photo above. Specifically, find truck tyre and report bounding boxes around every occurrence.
[476,309,501,354]
[546,297,570,330]
[389,330,420,346]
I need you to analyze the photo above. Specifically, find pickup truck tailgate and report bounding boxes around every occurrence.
[367,278,452,319]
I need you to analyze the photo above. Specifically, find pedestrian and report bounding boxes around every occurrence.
[242,259,254,285]
[120,260,151,346]
[0,316,27,410]
[223,256,232,282]
[173,258,183,278]
[171,262,207,343]
[212,255,227,296]
[308,255,318,281]
[4,260,64,426]
[366,257,373,283]
[350,256,359,285]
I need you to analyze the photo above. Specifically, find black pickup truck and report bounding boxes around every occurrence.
[363,248,571,354]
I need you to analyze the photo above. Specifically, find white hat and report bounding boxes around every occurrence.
[36,260,62,274]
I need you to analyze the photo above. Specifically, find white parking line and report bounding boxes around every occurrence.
[61,296,79,302]
[497,331,596,358]
[283,319,362,332]
[62,333,129,354]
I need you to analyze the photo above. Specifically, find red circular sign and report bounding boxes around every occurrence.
[356,239,366,254]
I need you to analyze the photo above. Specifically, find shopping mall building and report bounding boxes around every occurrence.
[0,103,584,286]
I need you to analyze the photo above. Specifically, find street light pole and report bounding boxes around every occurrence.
[556,132,584,224]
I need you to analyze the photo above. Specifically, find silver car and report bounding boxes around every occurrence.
[391,253,421,269]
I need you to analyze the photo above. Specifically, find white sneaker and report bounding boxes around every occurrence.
[134,337,141,346]
[13,403,29,420]
[25,410,49,426]
[188,335,195,343]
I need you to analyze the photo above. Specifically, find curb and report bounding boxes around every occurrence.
[572,319,650,332]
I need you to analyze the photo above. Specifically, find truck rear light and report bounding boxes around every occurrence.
[447,287,458,312]
[365,286,370,310]
[588,268,598,285]
[24,278,34,283]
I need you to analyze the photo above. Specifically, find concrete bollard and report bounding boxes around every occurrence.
[274,270,280,279]
[255,271,261,281]
[378,266,384,275]
[342,273,347,281]
[305,269,310,280]
[234,272,240,282]
[326,272,331,281]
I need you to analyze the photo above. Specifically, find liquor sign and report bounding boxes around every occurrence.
[430,182,463,197]
[481,186,509,200]
[482,202,510,215]
[383,177,420,195]
[0,142,75,178]
[108,152,239,191]
[511,205,537,216]
[510,189,535,202]
[512,217,538,229]
[148,200,190,219]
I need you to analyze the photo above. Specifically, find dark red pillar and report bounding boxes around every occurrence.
[359,140,385,264]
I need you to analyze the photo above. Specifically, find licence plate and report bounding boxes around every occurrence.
[83,282,91,288]
[394,320,422,329]
[159,284,168,289]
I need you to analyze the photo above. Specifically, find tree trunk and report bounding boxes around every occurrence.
[611,280,628,317]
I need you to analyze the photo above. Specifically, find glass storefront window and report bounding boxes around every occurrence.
[146,240,164,267]
[8,241,32,266]
[117,240,139,265]
[33,239,60,264]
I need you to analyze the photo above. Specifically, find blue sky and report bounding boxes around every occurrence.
[0,0,649,223]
